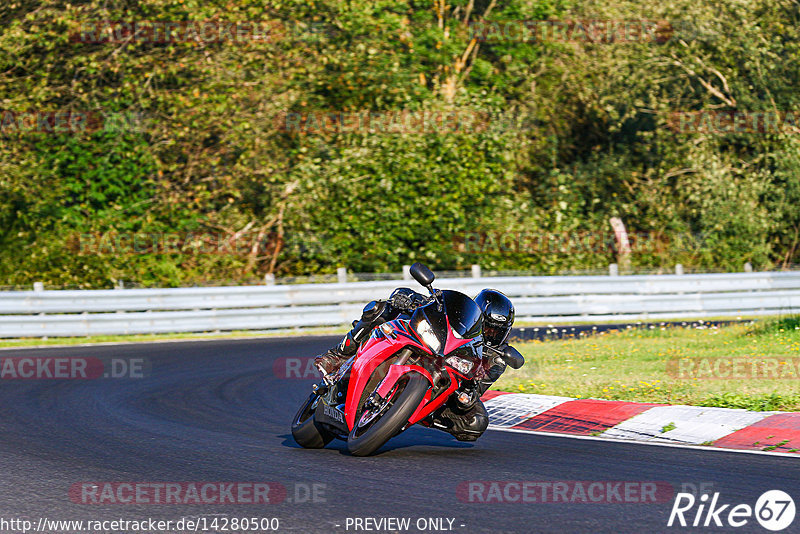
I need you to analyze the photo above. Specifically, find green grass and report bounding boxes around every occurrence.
[494,317,800,411]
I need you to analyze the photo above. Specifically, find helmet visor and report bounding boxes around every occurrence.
[483,321,510,346]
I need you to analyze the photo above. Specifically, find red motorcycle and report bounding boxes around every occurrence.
[291,263,523,456]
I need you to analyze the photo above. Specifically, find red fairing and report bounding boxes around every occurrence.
[344,315,480,430]
[407,368,461,424]
[376,364,434,398]
[443,316,472,355]
[343,320,431,429]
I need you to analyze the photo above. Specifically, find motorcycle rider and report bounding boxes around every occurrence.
[314,287,515,441]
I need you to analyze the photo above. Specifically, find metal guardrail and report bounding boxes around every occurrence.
[1,271,799,337]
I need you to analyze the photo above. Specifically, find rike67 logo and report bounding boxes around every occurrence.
[668,490,795,531]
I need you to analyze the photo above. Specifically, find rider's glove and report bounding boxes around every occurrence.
[388,287,418,313]
[315,349,347,375]
[477,344,509,395]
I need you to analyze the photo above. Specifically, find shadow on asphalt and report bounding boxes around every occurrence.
[279,427,479,457]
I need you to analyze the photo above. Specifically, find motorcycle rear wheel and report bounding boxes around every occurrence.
[347,373,429,456]
[291,393,335,448]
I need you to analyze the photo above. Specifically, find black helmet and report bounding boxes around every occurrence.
[474,289,515,347]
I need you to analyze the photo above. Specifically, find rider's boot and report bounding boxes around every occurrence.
[427,401,489,442]
[425,384,490,442]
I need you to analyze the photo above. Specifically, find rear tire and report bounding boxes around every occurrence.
[347,373,429,456]
[291,393,335,449]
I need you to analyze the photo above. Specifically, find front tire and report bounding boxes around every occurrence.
[347,373,429,456]
[291,393,335,448]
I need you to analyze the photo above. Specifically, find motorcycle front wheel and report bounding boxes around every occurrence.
[291,392,335,448]
[346,373,429,457]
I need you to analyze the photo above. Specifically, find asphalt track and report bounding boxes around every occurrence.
[0,336,798,534]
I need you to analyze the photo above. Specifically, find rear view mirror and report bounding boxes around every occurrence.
[409,262,435,287]
[501,346,525,369]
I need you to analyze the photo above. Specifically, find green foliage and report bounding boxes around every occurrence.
[747,316,800,336]
[698,392,800,412]
[1,0,799,287]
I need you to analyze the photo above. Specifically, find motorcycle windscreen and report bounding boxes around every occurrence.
[409,301,448,354]
[441,290,484,339]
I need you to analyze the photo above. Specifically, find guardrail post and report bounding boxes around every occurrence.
[609,263,618,276]
[337,267,347,284]
[675,264,684,275]
[33,281,44,291]
[402,265,411,280]
[744,262,753,272]
[264,273,276,285]
[471,264,481,278]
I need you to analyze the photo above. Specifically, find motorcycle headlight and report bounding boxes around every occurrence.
[445,355,474,375]
[415,318,442,353]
